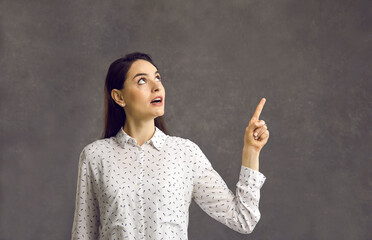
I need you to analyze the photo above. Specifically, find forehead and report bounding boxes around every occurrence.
[127,59,157,76]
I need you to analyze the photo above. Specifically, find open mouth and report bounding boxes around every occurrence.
[150,97,163,104]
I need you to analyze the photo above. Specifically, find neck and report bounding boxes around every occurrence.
[123,118,156,147]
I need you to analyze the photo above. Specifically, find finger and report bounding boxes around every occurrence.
[253,125,264,137]
[249,120,265,132]
[253,125,268,138]
[259,130,269,140]
[251,98,266,122]
[254,126,268,140]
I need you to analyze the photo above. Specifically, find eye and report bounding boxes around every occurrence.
[137,75,161,85]
[138,78,146,84]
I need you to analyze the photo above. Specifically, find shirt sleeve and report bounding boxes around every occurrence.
[71,147,100,240]
[188,140,266,234]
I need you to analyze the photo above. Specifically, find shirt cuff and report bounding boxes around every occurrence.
[238,165,266,189]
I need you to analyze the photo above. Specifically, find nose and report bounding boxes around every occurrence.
[152,80,163,92]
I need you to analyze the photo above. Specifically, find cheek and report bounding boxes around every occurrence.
[127,89,148,105]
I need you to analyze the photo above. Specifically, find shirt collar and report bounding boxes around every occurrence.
[115,126,166,151]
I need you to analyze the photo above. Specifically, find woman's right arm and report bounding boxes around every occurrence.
[71,147,100,240]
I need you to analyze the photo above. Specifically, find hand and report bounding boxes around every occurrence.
[243,98,270,152]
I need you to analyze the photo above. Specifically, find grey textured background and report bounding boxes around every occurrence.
[1,0,371,239]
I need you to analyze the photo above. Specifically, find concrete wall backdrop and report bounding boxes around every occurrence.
[1,0,371,239]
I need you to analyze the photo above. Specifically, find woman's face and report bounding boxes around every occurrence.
[120,59,165,121]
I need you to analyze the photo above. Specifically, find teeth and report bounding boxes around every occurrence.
[152,97,161,102]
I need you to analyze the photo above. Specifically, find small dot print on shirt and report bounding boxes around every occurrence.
[71,126,267,239]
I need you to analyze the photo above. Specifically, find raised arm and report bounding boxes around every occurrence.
[188,140,266,234]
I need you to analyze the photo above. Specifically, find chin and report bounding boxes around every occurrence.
[156,110,165,117]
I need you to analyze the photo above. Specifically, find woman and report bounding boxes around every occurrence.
[71,52,269,240]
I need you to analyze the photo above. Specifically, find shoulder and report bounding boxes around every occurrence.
[165,134,203,155]
[164,134,192,147]
[82,138,111,152]
[172,137,211,168]
[78,138,113,163]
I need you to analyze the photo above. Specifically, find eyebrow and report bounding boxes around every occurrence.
[132,70,160,80]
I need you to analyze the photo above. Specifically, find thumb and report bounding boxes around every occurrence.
[248,120,266,131]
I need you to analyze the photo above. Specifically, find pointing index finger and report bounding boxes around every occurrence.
[251,98,266,121]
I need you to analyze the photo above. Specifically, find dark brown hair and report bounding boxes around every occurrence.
[100,52,169,139]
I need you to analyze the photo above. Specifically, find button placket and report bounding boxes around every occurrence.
[137,146,144,194]
[137,146,145,236]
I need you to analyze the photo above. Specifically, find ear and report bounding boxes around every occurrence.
[111,89,126,107]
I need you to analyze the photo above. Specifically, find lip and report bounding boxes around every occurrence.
[150,96,164,106]
[151,101,163,106]
[150,96,163,103]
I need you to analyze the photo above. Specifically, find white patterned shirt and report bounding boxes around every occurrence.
[71,126,266,240]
